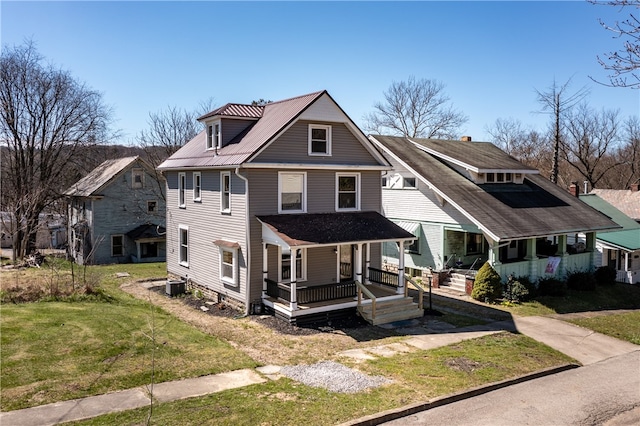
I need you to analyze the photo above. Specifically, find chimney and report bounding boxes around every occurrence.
[461,136,472,142]
[630,183,639,192]
[569,181,580,197]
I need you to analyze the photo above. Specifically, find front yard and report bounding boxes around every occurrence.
[2,258,637,425]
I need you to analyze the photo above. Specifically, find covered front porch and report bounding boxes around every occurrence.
[256,211,420,324]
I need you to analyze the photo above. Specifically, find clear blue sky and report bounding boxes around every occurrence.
[2,1,639,143]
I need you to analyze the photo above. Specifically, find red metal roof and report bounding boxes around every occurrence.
[198,103,264,120]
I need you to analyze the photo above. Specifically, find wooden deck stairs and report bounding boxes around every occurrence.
[358,297,424,326]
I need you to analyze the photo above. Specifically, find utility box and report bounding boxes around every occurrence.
[166,279,186,297]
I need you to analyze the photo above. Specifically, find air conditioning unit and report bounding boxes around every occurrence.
[166,279,186,297]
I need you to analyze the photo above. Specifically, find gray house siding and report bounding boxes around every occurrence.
[252,121,381,166]
[221,118,255,147]
[165,169,248,305]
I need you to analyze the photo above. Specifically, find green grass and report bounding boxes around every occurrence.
[498,283,640,317]
[0,262,258,411]
[69,333,574,426]
[568,311,640,345]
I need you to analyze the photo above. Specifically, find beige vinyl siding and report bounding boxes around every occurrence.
[252,121,381,165]
[165,169,248,305]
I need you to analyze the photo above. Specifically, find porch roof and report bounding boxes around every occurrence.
[257,211,415,248]
[126,224,166,240]
[579,194,640,251]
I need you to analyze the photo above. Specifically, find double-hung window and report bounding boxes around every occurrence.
[132,168,144,189]
[220,247,238,286]
[221,171,230,213]
[178,172,186,208]
[207,122,221,150]
[308,124,331,156]
[336,173,360,211]
[193,172,201,202]
[179,225,188,266]
[279,172,306,213]
[111,235,124,257]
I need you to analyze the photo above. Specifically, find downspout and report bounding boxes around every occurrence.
[235,167,251,316]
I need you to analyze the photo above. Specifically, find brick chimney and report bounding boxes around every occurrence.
[569,181,580,197]
[630,182,639,192]
[461,136,472,142]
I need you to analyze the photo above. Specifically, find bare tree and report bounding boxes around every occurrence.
[608,115,640,188]
[535,78,590,184]
[0,41,115,259]
[486,117,551,173]
[364,76,468,139]
[590,0,640,89]
[561,103,623,189]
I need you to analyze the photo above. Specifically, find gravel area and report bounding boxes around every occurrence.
[280,361,392,393]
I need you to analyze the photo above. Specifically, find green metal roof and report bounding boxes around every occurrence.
[580,194,640,251]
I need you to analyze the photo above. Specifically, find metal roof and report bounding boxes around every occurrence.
[158,91,326,170]
[64,156,144,197]
[590,188,640,221]
[198,103,264,120]
[579,194,640,251]
[371,135,620,242]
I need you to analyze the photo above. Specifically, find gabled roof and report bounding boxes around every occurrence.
[198,103,264,120]
[590,188,640,221]
[579,194,640,251]
[126,223,166,240]
[158,91,389,170]
[64,156,149,197]
[371,135,620,242]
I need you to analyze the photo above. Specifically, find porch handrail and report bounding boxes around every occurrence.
[404,275,424,310]
[443,254,456,270]
[466,257,482,277]
[368,267,399,288]
[355,280,377,320]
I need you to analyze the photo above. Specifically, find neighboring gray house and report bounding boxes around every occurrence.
[65,156,166,265]
[158,91,417,324]
[369,135,620,293]
[1,212,66,249]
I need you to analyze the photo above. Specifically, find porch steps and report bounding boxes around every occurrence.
[358,297,424,326]
[440,272,467,294]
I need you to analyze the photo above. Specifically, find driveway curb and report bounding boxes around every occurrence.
[338,363,580,426]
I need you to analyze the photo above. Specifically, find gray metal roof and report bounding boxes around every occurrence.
[64,156,142,197]
[158,91,326,170]
[371,135,620,241]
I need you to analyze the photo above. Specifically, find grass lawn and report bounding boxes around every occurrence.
[69,332,573,426]
[0,261,258,411]
[567,311,640,345]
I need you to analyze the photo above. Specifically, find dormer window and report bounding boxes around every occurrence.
[308,124,331,156]
[207,122,221,150]
[486,172,513,183]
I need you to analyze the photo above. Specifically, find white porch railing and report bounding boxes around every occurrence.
[616,269,639,284]
[494,252,594,281]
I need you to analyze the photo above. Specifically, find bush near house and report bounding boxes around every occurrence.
[537,276,568,297]
[594,266,617,286]
[513,275,537,301]
[566,271,597,291]
[471,262,503,302]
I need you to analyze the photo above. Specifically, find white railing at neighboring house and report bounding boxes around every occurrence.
[616,269,639,285]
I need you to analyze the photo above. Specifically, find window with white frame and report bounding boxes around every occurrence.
[178,172,186,207]
[207,125,214,149]
[206,122,221,150]
[179,225,188,266]
[221,171,230,213]
[280,248,306,282]
[220,247,238,286]
[193,172,201,202]
[403,177,416,188]
[279,172,306,213]
[132,168,144,189]
[111,235,124,256]
[308,124,331,156]
[336,173,360,211]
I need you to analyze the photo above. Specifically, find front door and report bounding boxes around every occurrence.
[339,244,353,281]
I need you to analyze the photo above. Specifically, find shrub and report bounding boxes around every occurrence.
[566,271,597,291]
[471,262,503,303]
[537,276,567,297]
[503,276,529,303]
[594,266,617,286]
[514,275,537,301]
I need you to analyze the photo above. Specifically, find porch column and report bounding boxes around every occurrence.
[365,243,371,284]
[262,243,268,298]
[525,238,538,280]
[354,243,363,284]
[586,232,598,269]
[556,235,568,277]
[489,241,501,266]
[397,240,406,294]
[136,241,141,262]
[290,248,298,311]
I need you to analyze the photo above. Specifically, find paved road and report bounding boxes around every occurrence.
[382,350,640,426]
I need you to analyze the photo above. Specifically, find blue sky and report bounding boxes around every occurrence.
[2,1,639,143]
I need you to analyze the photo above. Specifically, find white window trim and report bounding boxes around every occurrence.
[308,124,332,156]
[403,177,417,189]
[111,234,124,257]
[278,171,307,214]
[193,172,202,202]
[220,171,231,214]
[219,246,238,286]
[178,172,186,208]
[206,121,221,150]
[179,224,189,267]
[335,172,361,211]
[278,247,307,283]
